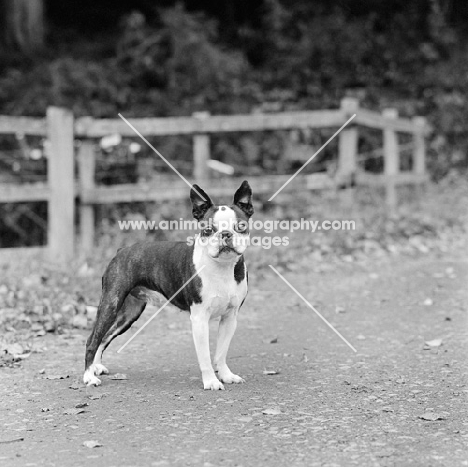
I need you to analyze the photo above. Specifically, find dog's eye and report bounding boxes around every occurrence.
[235,221,248,233]
[202,227,214,236]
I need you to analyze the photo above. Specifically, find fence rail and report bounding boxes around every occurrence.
[0,98,428,263]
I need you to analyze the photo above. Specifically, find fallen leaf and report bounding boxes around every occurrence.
[64,408,85,415]
[262,337,278,344]
[419,412,445,421]
[425,338,442,348]
[16,353,31,360]
[263,369,280,375]
[83,440,102,448]
[75,402,89,408]
[262,408,281,415]
[110,373,128,380]
[69,382,81,390]
[41,407,50,412]
[6,343,24,356]
[0,437,24,444]
[335,306,346,313]
[46,374,69,380]
[88,394,104,400]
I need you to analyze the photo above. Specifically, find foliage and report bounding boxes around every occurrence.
[0,4,247,117]
[0,0,467,174]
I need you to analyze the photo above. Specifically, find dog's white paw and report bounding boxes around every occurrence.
[218,371,245,384]
[93,363,109,376]
[83,366,102,387]
[203,378,225,391]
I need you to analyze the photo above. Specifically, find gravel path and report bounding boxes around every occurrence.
[0,254,467,466]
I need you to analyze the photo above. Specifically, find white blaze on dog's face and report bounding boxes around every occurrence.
[190,181,253,261]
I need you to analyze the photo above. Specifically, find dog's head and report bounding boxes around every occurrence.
[190,181,254,261]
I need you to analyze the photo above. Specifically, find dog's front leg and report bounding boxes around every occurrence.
[190,307,224,390]
[214,310,245,384]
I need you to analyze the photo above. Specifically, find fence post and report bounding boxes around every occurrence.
[78,141,95,254]
[47,107,75,262]
[383,108,399,214]
[192,112,210,184]
[338,98,359,202]
[412,116,426,177]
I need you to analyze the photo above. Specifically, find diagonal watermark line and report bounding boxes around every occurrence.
[117,266,205,353]
[269,265,357,353]
[118,113,206,201]
[268,114,356,201]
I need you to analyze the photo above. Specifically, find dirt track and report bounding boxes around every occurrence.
[0,253,467,466]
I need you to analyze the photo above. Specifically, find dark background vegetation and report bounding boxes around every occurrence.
[0,0,467,248]
[1,0,468,175]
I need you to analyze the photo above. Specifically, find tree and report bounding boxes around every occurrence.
[2,0,44,53]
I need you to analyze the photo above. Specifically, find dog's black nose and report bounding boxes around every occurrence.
[220,230,233,240]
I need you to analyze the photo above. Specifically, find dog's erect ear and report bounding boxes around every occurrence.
[233,180,254,218]
[190,184,213,220]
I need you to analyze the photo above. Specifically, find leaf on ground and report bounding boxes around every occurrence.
[110,373,128,380]
[262,336,278,344]
[424,338,442,348]
[262,408,282,415]
[263,369,280,375]
[0,437,24,444]
[75,402,89,408]
[69,382,81,390]
[41,407,51,412]
[64,408,85,415]
[6,343,24,356]
[88,394,104,400]
[83,440,102,448]
[335,306,346,313]
[419,412,445,421]
[46,374,69,380]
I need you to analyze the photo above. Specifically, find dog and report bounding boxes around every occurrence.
[83,181,253,390]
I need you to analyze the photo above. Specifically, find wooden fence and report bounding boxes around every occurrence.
[0,98,428,262]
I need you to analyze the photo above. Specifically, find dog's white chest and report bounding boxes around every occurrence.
[202,277,246,319]
[206,286,239,312]
[192,256,247,319]
[193,241,248,319]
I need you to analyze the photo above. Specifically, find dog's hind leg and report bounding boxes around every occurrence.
[92,294,147,372]
[84,291,122,386]
[84,290,146,386]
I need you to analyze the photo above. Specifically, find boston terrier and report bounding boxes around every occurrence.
[83,181,253,390]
